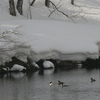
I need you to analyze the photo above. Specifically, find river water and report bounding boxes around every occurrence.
[0,68,100,100]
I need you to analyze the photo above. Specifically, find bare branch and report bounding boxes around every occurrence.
[48,5,61,17]
[48,0,62,17]
[30,0,36,6]
[48,1,87,23]
[48,1,69,19]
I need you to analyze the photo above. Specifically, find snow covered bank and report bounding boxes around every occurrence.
[1,0,100,65]
[0,19,100,64]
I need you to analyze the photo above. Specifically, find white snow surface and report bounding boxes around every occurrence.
[0,0,100,64]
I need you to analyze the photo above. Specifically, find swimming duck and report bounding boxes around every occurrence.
[61,83,68,88]
[90,78,96,82]
[50,82,53,87]
[58,80,64,85]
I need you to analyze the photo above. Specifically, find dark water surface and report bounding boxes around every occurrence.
[0,68,100,100]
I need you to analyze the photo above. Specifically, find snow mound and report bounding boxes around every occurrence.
[0,20,100,64]
[43,61,55,69]
[10,64,26,72]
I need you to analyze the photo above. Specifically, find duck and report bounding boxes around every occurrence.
[90,78,96,82]
[58,80,64,85]
[50,82,53,87]
[61,83,68,88]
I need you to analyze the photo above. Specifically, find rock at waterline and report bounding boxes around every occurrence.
[43,61,55,69]
[10,64,26,72]
[32,62,40,69]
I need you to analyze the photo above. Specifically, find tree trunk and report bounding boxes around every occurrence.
[30,0,36,6]
[9,0,16,16]
[16,0,23,15]
[71,0,74,5]
[28,0,32,19]
[45,0,50,8]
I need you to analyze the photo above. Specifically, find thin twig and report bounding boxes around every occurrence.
[48,1,69,18]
